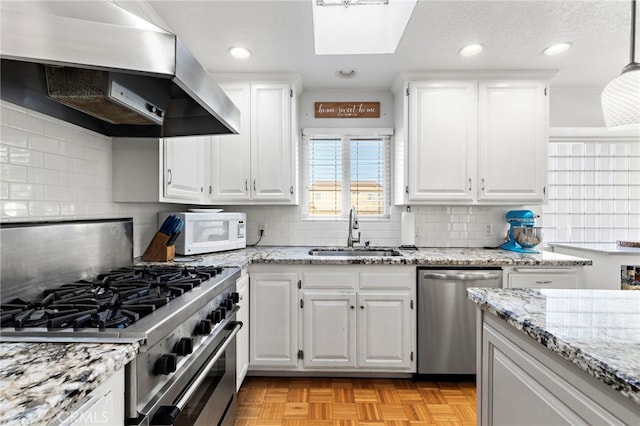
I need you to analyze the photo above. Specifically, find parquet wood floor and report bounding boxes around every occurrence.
[235,377,476,426]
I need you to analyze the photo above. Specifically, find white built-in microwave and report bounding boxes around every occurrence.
[159,211,246,255]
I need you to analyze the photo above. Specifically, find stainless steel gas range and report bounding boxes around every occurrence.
[0,219,242,425]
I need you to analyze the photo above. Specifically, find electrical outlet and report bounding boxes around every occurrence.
[258,223,267,235]
[484,224,492,236]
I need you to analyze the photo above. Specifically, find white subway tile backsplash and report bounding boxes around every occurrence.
[28,201,60,217]
[1,125,28,147]
[0,101,185,257]
[59,141,86,159]
[7,108,44,134]
[1,200,29,218]
[28,167,59,185]
[28,134,60,154]
[1,163,28,183]
[9,147,44,167]
[10,183,45,200]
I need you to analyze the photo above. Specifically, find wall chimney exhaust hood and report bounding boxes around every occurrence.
[0,1,240,138]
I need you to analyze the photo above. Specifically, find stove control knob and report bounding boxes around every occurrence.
[196,319,212,335]
[154,353,177,375]
[223,298,233,310]
[210,309,222,323]
[218,307,227,320]
[175,337,193,356]
[230,292,240,303]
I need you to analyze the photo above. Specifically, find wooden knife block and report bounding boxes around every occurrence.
[142,232,175,262]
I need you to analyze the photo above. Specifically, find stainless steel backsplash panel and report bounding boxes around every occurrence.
[0,218,133,303]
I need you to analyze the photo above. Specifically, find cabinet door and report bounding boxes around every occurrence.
[250,83,293,201]
[209,83,252,201]
[408,81,477,202]
[357,292,412,369]
[249,272,298,368]
[303,291,357,369]
[235,273,250,390]
[164,136,205,201]
[478,81,548,203]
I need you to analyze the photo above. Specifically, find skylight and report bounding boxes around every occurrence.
[312,0,417,55]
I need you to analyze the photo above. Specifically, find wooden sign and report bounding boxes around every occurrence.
[314,102,380,118]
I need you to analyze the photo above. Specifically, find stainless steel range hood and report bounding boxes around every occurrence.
[0,1,240,137]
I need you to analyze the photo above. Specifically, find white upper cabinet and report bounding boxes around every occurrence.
[208,80,297,204]
[408,81,477,202]
[394,73,551,205]
[163,136,206,202]
[209,83,252,201]
[477,81,548,202]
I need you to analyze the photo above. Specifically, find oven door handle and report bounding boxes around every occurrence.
[152,321,243,425]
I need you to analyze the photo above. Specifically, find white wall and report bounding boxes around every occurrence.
[0,101,184,256]
[549,88,606,127]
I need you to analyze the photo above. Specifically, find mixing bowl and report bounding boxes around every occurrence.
[513,226,542,248]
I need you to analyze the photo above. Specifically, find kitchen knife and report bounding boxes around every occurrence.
[159,215,176,235]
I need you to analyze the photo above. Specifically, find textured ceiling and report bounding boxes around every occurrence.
[143,0,633,90]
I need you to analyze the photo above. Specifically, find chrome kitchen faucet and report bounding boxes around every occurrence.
[347,206,360,247]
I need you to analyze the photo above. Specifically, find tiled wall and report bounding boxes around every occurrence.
[217,204,512,248]
[0,101,183,256]
[542,136,640,243]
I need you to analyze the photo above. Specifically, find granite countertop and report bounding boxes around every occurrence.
[162,246,592,268]
[549,242,640,255]
[467,287,640,405]
[0,342,139,425]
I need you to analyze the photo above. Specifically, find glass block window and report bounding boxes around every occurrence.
[543,136,640,243]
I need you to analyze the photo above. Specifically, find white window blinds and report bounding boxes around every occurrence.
[302,132,391,220]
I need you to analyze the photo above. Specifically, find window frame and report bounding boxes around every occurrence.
[301,128,393,221]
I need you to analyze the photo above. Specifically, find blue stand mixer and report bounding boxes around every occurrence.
[500,210,542,253]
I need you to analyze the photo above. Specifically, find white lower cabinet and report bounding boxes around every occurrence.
[235,271,249,390]
[357,292,412,370]
[58,367,125,426]
[249,271,299,368]
[479,314,637,426]
[303,291,357,369]
[249,265,416,373]
[504,266,582,289]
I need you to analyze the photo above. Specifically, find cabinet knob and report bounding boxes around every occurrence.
[350,305,355,310]
[360,306,364,310]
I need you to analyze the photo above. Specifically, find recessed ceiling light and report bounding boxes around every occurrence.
[228,46,252,59]
[336,68,356,78]
[542,42,573,56]
[458,43,484,57]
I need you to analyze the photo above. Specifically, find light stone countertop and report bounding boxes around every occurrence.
[467,287,640,406]
[0,342,139,425]
[163,246,592,268]
[549,242,640,256]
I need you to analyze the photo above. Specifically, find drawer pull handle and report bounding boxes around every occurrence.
[535,280,553,284]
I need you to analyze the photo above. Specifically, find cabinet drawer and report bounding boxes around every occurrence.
[360,272,412,290]
[509,274,578,289]
[303,272,357,289]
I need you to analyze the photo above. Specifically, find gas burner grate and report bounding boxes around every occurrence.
[0,265,226,331]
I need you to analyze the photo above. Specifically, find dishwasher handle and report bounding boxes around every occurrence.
[422,271,501,281]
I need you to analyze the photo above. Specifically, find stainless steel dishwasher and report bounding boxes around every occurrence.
[417,267,502,375]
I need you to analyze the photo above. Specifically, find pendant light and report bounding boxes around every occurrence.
[601,0,640,130]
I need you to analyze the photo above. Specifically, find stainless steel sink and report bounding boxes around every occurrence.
[308,248,403,257]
